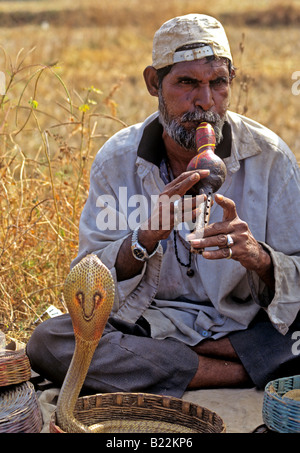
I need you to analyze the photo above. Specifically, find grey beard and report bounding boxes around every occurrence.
[158,90,225,152]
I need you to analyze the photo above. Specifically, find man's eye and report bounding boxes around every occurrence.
[210,77,229,87]
[178,78,195,85]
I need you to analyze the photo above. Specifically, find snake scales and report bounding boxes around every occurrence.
[55,254,222,433]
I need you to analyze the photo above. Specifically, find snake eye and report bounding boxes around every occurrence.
[93,291,104,308]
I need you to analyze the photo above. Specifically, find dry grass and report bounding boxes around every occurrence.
[0,0,300,343]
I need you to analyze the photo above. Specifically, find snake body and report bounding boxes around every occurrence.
[55,254,223,433]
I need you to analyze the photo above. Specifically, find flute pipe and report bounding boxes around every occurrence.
[190,192,212,254]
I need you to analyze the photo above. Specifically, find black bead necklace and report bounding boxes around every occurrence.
[173,230,195,277]
[160,156,195,277]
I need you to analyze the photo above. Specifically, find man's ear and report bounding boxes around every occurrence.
[143,66,159,97]
[229,67,236,83]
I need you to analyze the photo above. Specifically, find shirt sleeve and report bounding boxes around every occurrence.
[248,154,300,334]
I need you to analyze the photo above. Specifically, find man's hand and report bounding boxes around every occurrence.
[116,169,209,281]
[189,194,275,289]
[138,170,209,249]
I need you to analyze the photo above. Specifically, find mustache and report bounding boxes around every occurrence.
[180,110,220,125]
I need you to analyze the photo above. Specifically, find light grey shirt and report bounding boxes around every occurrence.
[72,111,300,344]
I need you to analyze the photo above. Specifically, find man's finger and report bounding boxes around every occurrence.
[168,170,210,197]
[214,194,238,221]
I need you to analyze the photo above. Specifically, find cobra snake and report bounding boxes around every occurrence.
[55,254,200,433]
[56,254,115,433]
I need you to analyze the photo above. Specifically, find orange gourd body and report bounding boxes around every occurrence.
[186,122,227,195]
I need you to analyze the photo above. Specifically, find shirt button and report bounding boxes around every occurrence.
[202,330,211,337]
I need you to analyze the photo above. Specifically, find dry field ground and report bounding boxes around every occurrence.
[0,0,300,342]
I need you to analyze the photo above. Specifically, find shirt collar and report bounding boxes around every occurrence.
[224,111,263,173]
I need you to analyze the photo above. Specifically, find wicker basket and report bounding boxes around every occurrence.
[50,392,226,433]
[0,349,31,387]
[262,375,300,433]
[0,381,43,433]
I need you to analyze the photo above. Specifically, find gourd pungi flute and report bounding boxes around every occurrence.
[186,122,227,252]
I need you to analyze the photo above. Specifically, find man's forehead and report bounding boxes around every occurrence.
[168,59,229,77]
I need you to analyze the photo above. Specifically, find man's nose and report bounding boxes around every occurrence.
[194,85,214,111]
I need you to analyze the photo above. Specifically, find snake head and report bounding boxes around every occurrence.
[63,254,115,343]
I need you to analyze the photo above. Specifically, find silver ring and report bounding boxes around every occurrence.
[226,248,233,259]
[226,234,234,247]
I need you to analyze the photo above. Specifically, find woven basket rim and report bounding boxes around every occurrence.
[264,375,300,405]
[0,348,31,387]
[50,391,226,433]
[0,381,43,433]
[263,375,300,433]
[0,348,26,358]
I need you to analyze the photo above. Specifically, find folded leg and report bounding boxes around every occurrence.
[26,314,199,398]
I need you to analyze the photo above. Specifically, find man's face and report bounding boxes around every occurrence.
[158,59,231,152]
